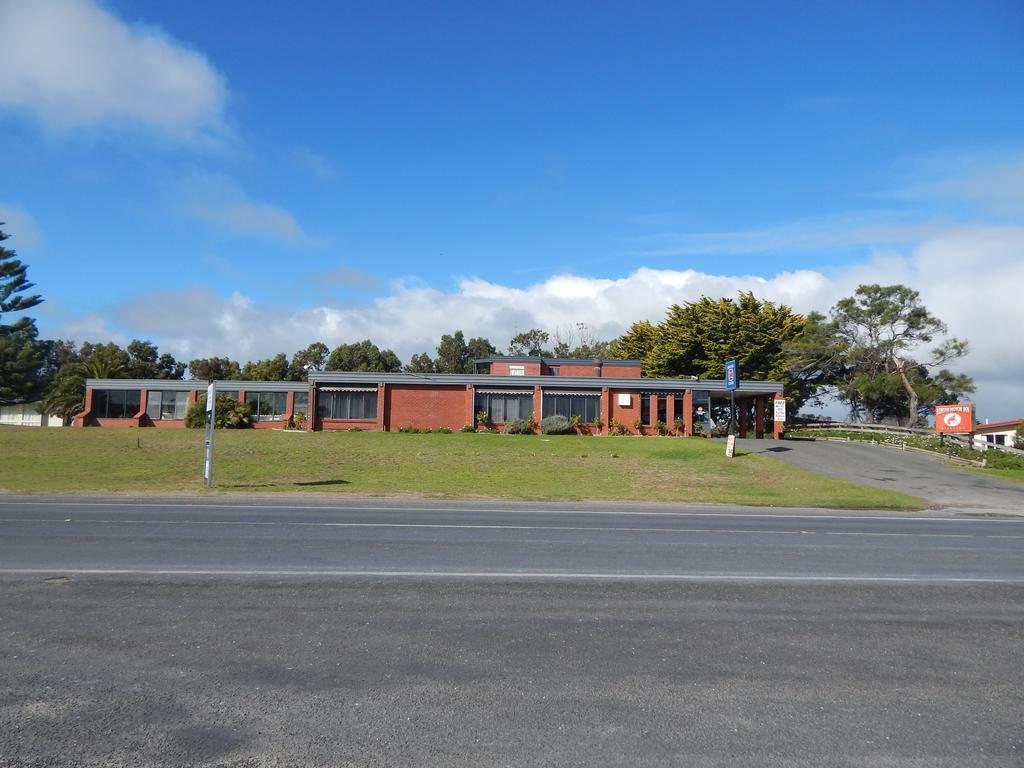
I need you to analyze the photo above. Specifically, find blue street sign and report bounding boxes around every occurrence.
[725,359,739,391]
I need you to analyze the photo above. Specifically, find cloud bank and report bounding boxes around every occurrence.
[0,0,227,140]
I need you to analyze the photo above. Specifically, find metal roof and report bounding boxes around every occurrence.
[85,379,308,393]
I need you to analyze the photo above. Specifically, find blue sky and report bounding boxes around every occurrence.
[1,0,1023,418]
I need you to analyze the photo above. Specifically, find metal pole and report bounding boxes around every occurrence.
[729,390,736,437]
[203,381,216,487]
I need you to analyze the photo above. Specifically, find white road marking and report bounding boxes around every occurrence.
[0,567,1021,584]
[0,517,1017,539]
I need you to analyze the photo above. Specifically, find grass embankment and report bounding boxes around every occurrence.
[0,427,925,508]
[795,428,1024,484]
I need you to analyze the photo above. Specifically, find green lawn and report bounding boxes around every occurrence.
[0,427,926,509]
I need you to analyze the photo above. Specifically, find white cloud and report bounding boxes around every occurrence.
[39,223,1024,420]
[179,172,314,243]
[0,202,41,247]
[0,0,227,140]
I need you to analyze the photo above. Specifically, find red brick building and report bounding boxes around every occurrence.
[80,356,786,438]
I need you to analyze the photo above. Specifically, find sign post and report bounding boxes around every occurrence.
[724,359,739,456]
[773,398,786,425]
[203,382,216,487]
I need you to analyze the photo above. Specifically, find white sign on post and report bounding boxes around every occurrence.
[203,382,216,487]
[773,399,786,423]
[725,434,736,458]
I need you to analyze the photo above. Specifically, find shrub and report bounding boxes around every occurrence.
[1015,424,1024,450]
[591,416,603,431]
[504,418,532,434]
[569,414,581,432]
[461,424,476,433]
[673,416,684,434]
[398,426,421,433]
[608,418,629,436]
[294,410,306,430]
[185,394,253,429]
[348,426,363,432]
[540,414,573,435]
[984,450,1024,470]
[633,418,643,432]
[655,419,669,436]
[475,410,489,426]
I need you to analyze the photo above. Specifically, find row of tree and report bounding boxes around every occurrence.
[0,223,975,427]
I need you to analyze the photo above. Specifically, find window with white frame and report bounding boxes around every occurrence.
[509,365,525,376]
[474,392,533,423]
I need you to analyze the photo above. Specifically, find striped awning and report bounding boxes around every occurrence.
[320,386,377,392]
[475,389,535,396]
[541,390,600,397]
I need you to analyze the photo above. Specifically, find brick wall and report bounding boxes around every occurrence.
[489,361,542,376]
[386,384,468,431]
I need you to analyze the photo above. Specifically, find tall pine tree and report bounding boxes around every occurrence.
[0,226,47,404]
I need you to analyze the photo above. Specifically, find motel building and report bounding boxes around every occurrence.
[78,357,787,438]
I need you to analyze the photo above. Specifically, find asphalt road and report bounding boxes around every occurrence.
[740,437,1024,512]
[2,497,1022,767]
[0,497,1022,581]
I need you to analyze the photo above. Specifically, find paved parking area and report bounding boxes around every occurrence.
[740,438,1024,512]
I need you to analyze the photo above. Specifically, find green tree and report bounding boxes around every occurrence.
[125,339,185,379]
[188,357,243,380]
[40,342,128,420]
[1015,424,1024,451]
[326,340,402,372]
[404,352,436,373]
[434,330,471,373]
[508,329,552,357]
[828,284,972,425]
[0,226,47,404]
[607,320,658,363]
[288,342,329,380]
[465,336,496,365]
[241,352,289,381]
[611,293,810,407]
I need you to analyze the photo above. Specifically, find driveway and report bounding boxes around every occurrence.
[739,438,1024,513]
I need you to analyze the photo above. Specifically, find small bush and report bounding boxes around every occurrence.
[673,417,684,434]
[591,416,603,431]
[569,414,581,432]
[398,426,421,433]
[435,427,453,434]
[461,424,476,433]
[475,410,489,426]
[608,418,629,436]
[1015,424,1024,450]
[504,419,532,434]
[185,394,253,429]
[486,426,500,433]
[348,426,363,432]
[633,418,643,432]
[294,410,306,430]
[983,450,1024,470]
[541,415,573,435]
[655,419,669,436]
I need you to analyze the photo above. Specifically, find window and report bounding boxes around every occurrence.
[91,389,141,419]
[656,395,667,425]
[547,366,560,376]
[246,391,288,421]
[293,391,309,417]
[543,392,600,423]
[146,390,190,420]
[318,390,377,420]
[640,394,651,425]
[475,392,533,423]
[509,365,525,376]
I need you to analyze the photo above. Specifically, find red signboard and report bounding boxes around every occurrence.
[934,403,973,433]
